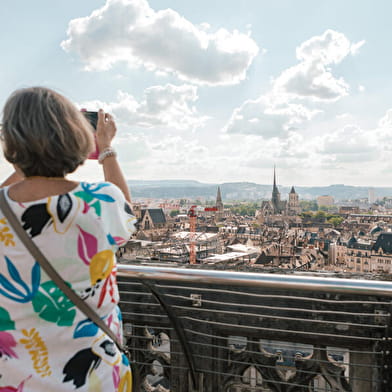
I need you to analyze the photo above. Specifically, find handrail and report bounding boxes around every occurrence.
[117,264,392,297]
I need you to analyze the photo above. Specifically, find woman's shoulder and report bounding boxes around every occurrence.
[75,181,136,238]
[75,181,125,203]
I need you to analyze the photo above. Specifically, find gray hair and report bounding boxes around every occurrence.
[1,87,94,177]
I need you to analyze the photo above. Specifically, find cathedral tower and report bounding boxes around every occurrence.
[216,186,224,221]
[288,186,300,215]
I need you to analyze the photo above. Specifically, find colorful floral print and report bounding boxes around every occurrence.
[62,348,101,388]
[118,369,132,392]
[21,196,81,238]
[87,369,102,392]
[90,251,115,286]
[117,356,133,392]
[91,335,121,366]
[78,226,98,266]
[0,376,32,392]
[113,363,133,392]
[0,218,15,247]
[47,195,81,234]
[19,328,51,378]
[73,318,99,339]
[107,234,127,247]
[0,182,136,391]
[0,331,18,359]
[0,307,15,331]
[74,182,115,218]
[97,268,117,308]
[32,281,76,326]
[77,225,115,287]
[0,257,40,303]
[21,204,51,238]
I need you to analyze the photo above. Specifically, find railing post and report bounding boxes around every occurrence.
[141,280,200,390]
[378,338,392,392]
[349,349,375,392]
[188,372,204,392]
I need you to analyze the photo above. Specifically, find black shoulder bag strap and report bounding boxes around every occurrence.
[0,188,124,351]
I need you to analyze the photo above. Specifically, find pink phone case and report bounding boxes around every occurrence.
[88,135,99,160]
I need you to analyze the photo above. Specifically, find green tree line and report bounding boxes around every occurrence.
[300,210,343,227]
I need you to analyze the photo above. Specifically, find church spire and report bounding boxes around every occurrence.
[271,165,281,214]
[215,186,223,221]
[216,186,222,204]
[273,165,277,189]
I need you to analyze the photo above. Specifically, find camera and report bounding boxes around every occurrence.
[81,109,98,130]
[81,109,99,159]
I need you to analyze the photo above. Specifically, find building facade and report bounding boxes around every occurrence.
[317,195,334,207]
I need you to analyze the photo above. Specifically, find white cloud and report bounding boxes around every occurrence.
[224,97,319,137]
[297,30,353,64]
[124,134,214,179]
[336,113,351,119]
[224,98,288,137]
[225,30,363,138]
[274,60,349,101]
[350,40,366,55]
[221,107,391,185]
[318,124,379,162]
[114,134,149,162]
[61,0,260,85]
[379,108,392,129]
[374,108,392,153]
[80,83,207,131]
[273,30,364,101]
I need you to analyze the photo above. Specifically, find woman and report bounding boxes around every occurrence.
[0,87,136,391]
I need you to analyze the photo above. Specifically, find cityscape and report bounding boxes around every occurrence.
[120,167,392,276]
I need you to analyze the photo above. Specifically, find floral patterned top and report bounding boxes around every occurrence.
[0,182,137,392]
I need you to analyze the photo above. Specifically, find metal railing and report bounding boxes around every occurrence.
[117,264,392,392]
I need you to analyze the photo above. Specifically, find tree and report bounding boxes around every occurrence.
[229,202,259,216]
[300,200,318,211]
[314,211,327,222]
[301,211,313,221]
[328,216,343,227]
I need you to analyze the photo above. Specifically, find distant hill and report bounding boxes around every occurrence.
[128,180,392,201]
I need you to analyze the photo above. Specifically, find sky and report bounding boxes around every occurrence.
[1,0,392,187]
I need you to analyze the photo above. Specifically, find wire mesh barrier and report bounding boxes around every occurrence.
[117,264,392,392]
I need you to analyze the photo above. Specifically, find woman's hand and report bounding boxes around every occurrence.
[96,109,116,152]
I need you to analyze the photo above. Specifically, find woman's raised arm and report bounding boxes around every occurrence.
[95,109,131,203]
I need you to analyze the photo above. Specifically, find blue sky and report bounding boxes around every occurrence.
[1,0,392,187]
